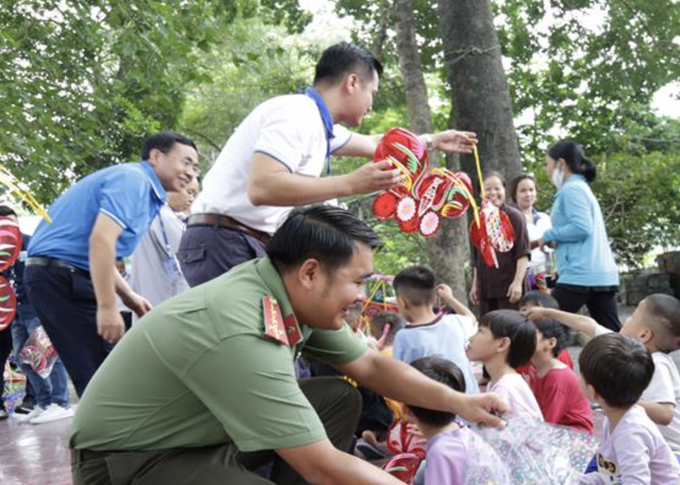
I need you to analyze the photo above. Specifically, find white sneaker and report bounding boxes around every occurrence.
[29,404,73,424]
[16,405,46,422]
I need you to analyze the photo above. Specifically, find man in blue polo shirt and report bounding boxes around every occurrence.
[25,131,199,396]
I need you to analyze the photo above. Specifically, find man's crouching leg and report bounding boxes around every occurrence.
[239,376,362,485]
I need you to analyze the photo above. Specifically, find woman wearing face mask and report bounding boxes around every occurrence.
[510,174,552,291]
[470,172,531,315]
[538,141,621,331]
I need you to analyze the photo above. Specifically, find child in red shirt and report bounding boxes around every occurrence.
[530,316,593,433]
[516,291,573,386]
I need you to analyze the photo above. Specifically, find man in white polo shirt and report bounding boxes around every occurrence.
[178,42,477,287]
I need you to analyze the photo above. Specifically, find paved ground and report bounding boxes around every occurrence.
[0,414,72,485]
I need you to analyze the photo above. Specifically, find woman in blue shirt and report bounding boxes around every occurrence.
[538,141,621,331]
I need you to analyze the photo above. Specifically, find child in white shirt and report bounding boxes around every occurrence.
[577,333,680,484]
[466,309,543,420]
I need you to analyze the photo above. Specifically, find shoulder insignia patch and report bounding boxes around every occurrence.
[263,295,289,346]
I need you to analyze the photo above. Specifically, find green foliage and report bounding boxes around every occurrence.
[0,0,234,204]
[371,220,429,275]
[178,14,317,166]
[593,151,680,268]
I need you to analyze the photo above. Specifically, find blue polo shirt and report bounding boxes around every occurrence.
[28,162,166,270]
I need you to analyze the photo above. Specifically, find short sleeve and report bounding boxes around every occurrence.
[641,358,676,405]
[508,207,531,260]
[99,169,149,230]
[253,103,312,173]
[302,324,367,367]
[425,437,468,485]
[330,125,352,152]
[182,335,326,452]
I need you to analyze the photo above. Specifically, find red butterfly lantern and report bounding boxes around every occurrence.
[372,128,474,238]
[0,216,21,330]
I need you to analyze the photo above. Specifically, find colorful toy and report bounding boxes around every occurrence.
[468,146,515,268]
[360,273,399,334]
[19,326,58,379]
[383,421,427,484]
[0,216,21,330]
[372,128,474,238]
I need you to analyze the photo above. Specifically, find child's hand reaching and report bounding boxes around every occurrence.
[522,306,551,321]
[436,283,455,302]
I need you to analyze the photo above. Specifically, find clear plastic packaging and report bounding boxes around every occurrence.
[465,415,598,484]
[19,326,57,379]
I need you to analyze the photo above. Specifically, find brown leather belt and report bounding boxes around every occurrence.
[187,214,271,245]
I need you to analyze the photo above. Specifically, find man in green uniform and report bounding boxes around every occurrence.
[71,205,507,485]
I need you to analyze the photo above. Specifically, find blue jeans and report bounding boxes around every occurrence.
[10,306,69,408]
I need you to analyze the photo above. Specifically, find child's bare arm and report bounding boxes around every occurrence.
[436,284,477,322]
[524,307,602,338]
[638,401,675,426]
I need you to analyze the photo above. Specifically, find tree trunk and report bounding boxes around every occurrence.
[393,0,433,137]
[372,0,391,63]
[436,0,522,186]
[393,0,466,299]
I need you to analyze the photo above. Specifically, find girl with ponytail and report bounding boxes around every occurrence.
[538,141,621,331]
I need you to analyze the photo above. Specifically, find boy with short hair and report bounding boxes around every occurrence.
[392,265,478,394]
[577,333,680,484]
[526,294,680,453]
[403,357,470,485]
[530,317,593,432]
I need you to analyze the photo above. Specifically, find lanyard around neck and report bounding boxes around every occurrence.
[304,87,334,176]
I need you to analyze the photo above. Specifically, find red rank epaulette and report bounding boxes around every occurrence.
[283,315,302,346]
[262,295,289,346]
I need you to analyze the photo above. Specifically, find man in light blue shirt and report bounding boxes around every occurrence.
[25,132,199,396]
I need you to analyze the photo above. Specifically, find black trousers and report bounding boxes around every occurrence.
[551,284,621,332]
[0,327,13,410]
[178,224,266,288]
[72,377,362,485]
[24,265,111,397]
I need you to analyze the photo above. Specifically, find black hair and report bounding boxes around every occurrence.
[533,318,569,357]
[479,310,537,368]
[548,140,596,183]
[313,42,383,86]
[579,333,653,408]
[266,205,382,273]
[141,131,197,161]
[509,174,536,204]
[0,205,17,218]
[644,294,680,353]
[407,357,465,427]
[484,171,506,187]
[370,310,406,345]
[519,290,560,310]
[393,265,437,307]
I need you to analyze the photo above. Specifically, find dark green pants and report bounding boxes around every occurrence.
[72,377,361,485]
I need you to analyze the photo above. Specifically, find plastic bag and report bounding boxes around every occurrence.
[19,326,57,379]
[465,415,598,485]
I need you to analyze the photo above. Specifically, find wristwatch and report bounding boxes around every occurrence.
[422,134,434,151]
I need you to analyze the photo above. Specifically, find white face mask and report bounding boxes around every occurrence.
[551,168,565,188]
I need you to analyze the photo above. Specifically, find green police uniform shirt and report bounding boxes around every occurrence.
[70,257,367,452]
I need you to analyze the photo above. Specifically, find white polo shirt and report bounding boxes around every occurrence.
[192,94,352,235]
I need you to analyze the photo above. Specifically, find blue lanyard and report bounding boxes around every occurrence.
[304,87,334,176]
